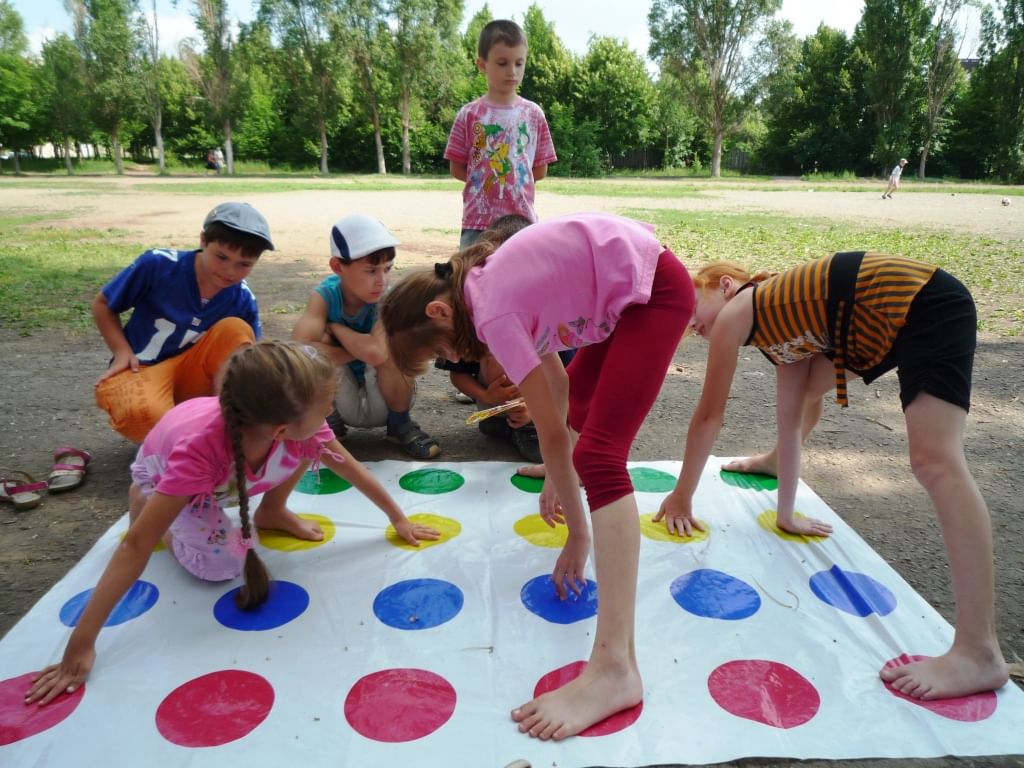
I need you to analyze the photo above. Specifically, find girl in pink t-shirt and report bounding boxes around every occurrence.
[26,342,437,706]
[381,213,696,741]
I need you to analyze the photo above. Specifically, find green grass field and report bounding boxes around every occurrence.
[1,178,1021,336]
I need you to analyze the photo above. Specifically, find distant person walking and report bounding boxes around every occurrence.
[883,158,908,199]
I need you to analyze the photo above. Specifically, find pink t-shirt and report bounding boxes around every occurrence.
[135,396,336,502]
[465,213,663,385]
[444,96,557,230]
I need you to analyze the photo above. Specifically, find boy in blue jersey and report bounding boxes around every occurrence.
[93,202,272,443]
[291,214,440,459]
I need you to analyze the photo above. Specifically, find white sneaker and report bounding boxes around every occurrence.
[453,389,474,404]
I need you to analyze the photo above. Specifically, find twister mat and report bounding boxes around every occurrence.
[2,459,1022,767]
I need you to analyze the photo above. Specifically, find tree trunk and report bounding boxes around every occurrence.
[918,141,930,180]
[401,87,411,175]
[63,136,74,175]
[223,119,234,176]
[12,152,21,174]
[371,103,386,174]
[155,107,166,175]
[112,127,124,175]
[711,130,723,177]
[319,119,329,175]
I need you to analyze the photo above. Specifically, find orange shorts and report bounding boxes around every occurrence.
[95,317,255,443]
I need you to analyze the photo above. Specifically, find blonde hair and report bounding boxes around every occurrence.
[218,341,335,609]
[380,239,496,376]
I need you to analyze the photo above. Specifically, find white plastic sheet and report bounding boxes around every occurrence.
[2,459,1022,767]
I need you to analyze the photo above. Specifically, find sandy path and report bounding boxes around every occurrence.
[5,177,1020,272]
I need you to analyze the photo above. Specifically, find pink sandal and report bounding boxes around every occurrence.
[49,447,91,493]
[0,471,48,511]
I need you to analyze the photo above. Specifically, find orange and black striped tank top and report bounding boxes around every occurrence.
[747,252,937,405]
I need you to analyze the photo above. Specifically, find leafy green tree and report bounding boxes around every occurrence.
[917,0,969,178]
[181,0,241,173]
[977,0,1023,179]
[577,36,657,164]
[334,0,393,173]
[39,34,89,174]
[389,0,462,174]
[135,0,167,172]
[649,0,783,176]
[260,0,348,173]
[0,0,36,173]
[761,25,872,174]
[520,3,573,109]
[854,0,931,173]
[652,73,706,169]
[67,0,142,174]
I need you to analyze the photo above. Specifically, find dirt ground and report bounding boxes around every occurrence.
[0,177,1021,767]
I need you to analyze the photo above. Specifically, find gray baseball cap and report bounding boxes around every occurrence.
[203,202,275,250]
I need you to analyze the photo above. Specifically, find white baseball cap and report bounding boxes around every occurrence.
[330,214,400,261]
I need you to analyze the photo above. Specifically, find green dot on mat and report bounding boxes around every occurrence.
[720,469,779,491]
[398,468,465,494]
[296,468,352,494]
[510,473,544,494]
[629,467,677,492]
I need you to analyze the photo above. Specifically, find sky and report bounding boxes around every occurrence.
[15,0,977,59]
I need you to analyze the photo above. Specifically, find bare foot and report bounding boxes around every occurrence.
[253,505,323,541]
[511,661,642,741]
[723,452,777,476]
[515,464,546,479]
[880,649,1008,700]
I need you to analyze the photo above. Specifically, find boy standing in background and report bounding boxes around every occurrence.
[445,19,557,250]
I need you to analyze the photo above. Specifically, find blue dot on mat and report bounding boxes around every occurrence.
[373,579,464,630]
[213,580,310,631]
[60,580,159,627]
[809,565,897,617]
[520,574,598,624]
[670,569,761,620]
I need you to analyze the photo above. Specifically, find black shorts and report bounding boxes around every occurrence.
[857,269,976,412]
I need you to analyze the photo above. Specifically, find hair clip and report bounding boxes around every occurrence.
[434,261,453,280]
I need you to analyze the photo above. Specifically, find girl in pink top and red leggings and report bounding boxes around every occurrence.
[381,212,696,741]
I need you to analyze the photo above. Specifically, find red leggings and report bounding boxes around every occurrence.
[568,250,694,511]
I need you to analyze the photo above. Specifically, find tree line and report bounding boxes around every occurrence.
[0,0,1021,181]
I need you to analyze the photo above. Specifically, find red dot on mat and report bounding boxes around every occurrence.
[0,672,85,746]
[532,660,643,737]
[708,659,820,728]
[883,654,997,722]
[155,669,274,747]
[344,668,456,742]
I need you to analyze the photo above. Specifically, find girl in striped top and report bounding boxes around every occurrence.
[655,252,1008,702]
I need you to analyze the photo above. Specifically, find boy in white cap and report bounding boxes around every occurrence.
[292,214,441,459]
[94,201,272,443]
[883,158,908,198]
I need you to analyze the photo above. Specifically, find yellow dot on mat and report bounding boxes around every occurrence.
[119,530,165,552]
[386,513,461,550]
[757,509,828,543]
[513,514,569,548]
[638,513,710,543]
[258,514,335,551]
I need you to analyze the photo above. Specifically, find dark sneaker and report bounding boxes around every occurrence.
[387,420,441,459]
[326,409,347,440]
[510,424,542,464]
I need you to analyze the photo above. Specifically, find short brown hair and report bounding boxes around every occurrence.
[478,19,526,60]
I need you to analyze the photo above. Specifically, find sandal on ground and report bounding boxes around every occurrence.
[0,471,48,511]
[48,447,91,493]
[386,421,441,460]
